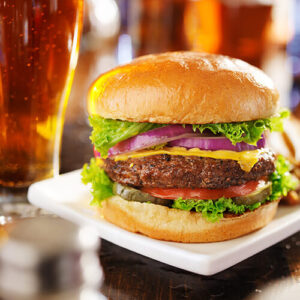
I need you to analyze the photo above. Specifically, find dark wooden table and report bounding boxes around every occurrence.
[60,120,300,300]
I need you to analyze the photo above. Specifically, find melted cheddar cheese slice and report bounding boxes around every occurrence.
[113,147,271,172]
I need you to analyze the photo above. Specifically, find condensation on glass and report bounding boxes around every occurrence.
[0,0,83,188]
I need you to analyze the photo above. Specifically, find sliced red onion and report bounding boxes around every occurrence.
[108,125,196,157]
[169,136,265,152]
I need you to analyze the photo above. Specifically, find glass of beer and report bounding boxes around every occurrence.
[184,0,273,67]
[0,0,83,201]
[118,0,272,67]
[118,0,189,57]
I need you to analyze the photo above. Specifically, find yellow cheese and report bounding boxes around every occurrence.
[96,158,104,167]
[113,147,269,172]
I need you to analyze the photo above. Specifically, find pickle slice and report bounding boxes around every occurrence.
[113,183,172,207]
[114,181,272,207]
[233,181,272,205]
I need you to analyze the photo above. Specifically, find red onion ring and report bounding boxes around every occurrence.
[168,136,265,152]
[108,125,196,157]
[98,126,266,158]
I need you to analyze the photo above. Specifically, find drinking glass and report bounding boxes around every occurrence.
[184,0,273,67]
[117,0,272,67]
[0,0,83,201]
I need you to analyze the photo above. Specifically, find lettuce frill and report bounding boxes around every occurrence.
[90,110,289,157]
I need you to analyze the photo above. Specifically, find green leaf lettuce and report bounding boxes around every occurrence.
[190,109,290,145]
[172,198,261,223]
[90,110,289,156]
[90,116,160,157]
[81,158,113,206]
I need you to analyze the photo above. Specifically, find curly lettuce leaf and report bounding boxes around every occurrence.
[90,116,161,157]
[268,155,299,201]
[173,198,260,223]
[190,109,289,145]
[89,111,289,156]
[172,155,298,223]
[81,158,113,206]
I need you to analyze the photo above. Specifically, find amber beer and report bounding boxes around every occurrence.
[124,0,189,56]
[184,0,272,67]
[121,0,271,66]
[0,0,83,189]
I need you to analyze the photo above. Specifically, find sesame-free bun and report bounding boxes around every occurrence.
[89,52,279,124]
[101,196,279,243]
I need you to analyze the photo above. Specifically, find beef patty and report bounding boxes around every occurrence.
[104,152,275,189]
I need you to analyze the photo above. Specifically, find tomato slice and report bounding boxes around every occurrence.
[142,181,262,200]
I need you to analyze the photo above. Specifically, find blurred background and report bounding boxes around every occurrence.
[62,0,300,171]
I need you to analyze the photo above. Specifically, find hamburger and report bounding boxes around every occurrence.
[82,52,298,243]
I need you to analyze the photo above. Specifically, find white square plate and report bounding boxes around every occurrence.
[28,170,300,275]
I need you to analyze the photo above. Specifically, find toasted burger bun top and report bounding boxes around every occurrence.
[88,52,279,124]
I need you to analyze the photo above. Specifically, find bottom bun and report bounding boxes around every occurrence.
[101,196,279,243]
